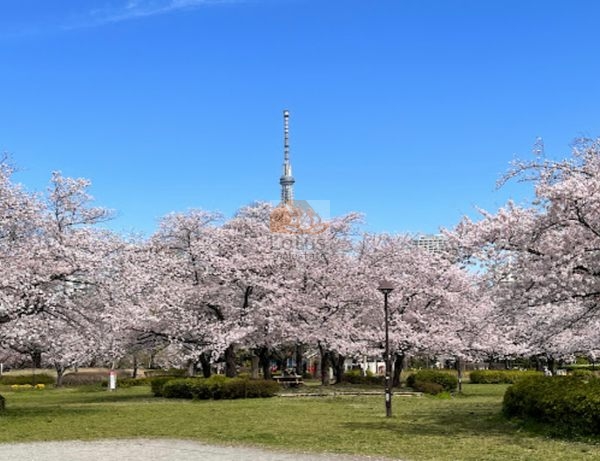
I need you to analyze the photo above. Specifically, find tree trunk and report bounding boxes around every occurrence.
[332,353,346,383]
[224,344,237,378]
[132,354,138,379]
[186,358,196,377]
[199,352,212,378]
[392,353,405,388]
[295,343,304,376]
[258,347,272,380]
[251,354,260,379]
[31,350,42,370]
[148,352,155,370]
[55,364,65,387]
[547,356,556,375]
[456,356,464,393]
[318,344,331,386]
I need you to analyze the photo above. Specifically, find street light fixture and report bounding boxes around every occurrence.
[378,280,394,418]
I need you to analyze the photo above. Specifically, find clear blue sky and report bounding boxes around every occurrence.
[2,0,599,236]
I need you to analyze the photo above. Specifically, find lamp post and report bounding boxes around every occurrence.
[378,280,394,418]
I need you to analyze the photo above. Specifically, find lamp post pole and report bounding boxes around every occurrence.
[378,280,394,418]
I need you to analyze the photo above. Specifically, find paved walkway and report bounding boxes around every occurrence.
[0,439,394,461]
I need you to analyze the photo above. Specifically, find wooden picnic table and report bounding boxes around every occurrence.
[273,374,304,387]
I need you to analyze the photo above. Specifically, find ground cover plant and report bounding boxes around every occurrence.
[0,383,598,461]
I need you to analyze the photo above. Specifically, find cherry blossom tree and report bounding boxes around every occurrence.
[134,209,242,377]
[213,202,296,379]
[278,212,365,384]
[448,138,600,368]
[3,313,98,386]
[0,159,44,324]
[354,233,484,385]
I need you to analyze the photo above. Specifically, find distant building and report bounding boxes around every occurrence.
[414,234,447,255]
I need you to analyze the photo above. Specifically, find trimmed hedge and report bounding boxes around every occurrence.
[156,375,280,400]
[503,374,600,436]
[0,374,55,386]
[469,370,542,384]
[565,364,599,372]
[570,369,597,379]
[406,370,458,394]
[100,377,154,388]
[150,377,175,397]
[61,372,107,387]
[342,370,384,385]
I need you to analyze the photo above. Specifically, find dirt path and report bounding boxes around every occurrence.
[0,439,395,461]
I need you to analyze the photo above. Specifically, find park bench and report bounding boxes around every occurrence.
[273,374,304,387]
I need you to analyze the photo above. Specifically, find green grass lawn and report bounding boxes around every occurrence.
[0,383,598,461]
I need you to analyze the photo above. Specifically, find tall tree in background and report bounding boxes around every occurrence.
[448,138,600,366]
[355,233,483,386]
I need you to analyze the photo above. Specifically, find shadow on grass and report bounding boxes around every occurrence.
[342,405,514,439]
[1,405,103,419]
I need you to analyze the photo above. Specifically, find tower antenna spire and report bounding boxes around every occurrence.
[284,109,290,165]
[280,109,295,205]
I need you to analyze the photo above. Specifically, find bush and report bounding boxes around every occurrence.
[0,374,55,386]
[61,372,107,387]
[162,379,198,399]
[564,364,598,372]
[150,377,176,397]
[503,375,600,436]
[158,376,280,400]
[342,370,384,385]
[119,377,154,387]
[570,369,597,379]
[406,370,458,394]
[416,381,444,395]
[469,370,541,384]
[100,377,154,388]
[227,378,279,398]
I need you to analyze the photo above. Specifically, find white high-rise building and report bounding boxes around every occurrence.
[414,234,447,255]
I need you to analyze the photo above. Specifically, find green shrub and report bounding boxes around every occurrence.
[503,375,600,436]
[469,370,541,384]
[565,364,598,372]
[569,369,597,379]
[120,377,154,387]
[222,378,279,398]
[415,381,444,395]
[406,370,458,393]
[61,372,107,387]
[162,379,198,399]
[158,376,279,400]
[150,377,177,397]
[100,377,154,388]
[0,374,55,386]
[342,370,384,385]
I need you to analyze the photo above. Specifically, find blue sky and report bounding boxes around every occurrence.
[1,0,600,236]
